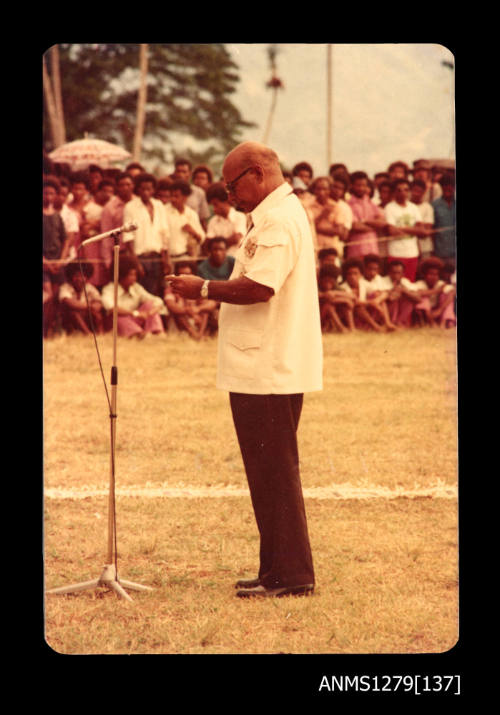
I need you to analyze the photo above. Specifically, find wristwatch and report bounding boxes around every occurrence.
[200,280,210,298]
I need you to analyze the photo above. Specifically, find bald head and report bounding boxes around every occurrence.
[224,141,280,170]
[222,142,285,213]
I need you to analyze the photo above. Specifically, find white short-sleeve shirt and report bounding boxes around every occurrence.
[101,281,167,315]
[123,196,169,255]
[384,200,422,258]
[365,274,389,293]
[378,275,419,292]
[216,183,323,395]
[338,276,371,301]
[413,279,454,307]
[164,202,206,256]
[206,207,247,257]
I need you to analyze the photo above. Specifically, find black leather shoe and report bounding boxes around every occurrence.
[235,577,261,589]
[236,584,314,598]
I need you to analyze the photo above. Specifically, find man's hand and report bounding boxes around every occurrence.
[140,304,161,318]
[182,224,201,241]
[165,274,204,299]
[166,274,274,305]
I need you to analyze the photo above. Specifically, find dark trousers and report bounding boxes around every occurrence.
[229,392,315,588]
[138,253,164,296]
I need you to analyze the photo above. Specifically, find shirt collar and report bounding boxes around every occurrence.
[249,182,293,226]
[351,193,368,203]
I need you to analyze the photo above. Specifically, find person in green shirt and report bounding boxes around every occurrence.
[197,237,235,281]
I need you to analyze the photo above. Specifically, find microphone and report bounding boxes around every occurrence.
[80,222,138,247]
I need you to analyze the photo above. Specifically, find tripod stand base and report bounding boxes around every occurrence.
[46,564,153,602]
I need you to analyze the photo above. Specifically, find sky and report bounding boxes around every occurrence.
[218,43,455,178]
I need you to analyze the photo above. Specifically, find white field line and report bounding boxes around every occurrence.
[44,480,457,501]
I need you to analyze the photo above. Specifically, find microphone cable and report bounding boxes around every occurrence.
[75,249,119,582]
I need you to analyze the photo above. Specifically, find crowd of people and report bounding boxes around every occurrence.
[43,154,456,340]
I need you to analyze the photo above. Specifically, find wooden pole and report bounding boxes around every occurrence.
[327,44,333,169]
[43,54,60,149]
[133,44,149,162]
[50,45,66,146]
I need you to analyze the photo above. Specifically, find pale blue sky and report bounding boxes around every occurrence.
[220,43,455,178]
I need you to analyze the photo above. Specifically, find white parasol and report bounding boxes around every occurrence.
[427,158,456,171]
[48,135,131,170]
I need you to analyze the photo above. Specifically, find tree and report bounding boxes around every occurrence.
[261,44,284,145]
[43,43,256,172]
[43,45,66,148]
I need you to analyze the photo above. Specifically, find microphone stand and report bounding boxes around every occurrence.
[46,232,154,602]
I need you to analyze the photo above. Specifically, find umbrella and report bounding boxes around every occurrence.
[427,158,456,171]
[48,136,131,170]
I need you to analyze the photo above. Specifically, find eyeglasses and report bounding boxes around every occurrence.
[225,166,253,194]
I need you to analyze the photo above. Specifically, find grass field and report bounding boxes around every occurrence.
[43,327,458,655]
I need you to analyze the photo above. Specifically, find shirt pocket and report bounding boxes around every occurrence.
[224,328,264,378]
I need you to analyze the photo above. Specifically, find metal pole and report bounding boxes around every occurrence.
[46,234,153,602]
[107,242,120,564]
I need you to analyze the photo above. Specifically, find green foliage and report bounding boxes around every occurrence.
[43,43,256,171]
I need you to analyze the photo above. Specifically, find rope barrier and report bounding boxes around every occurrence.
[344,226,454,249]
[44,255,201,266]
[44,226,455,267]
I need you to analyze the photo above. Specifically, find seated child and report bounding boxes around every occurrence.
[380,260,422,327]
[413,257,456,328]
[164,261,219,340]
[339,258,396,331]
[441,262,456,287]
[318,265,355,332]
[59,261,104,335]
[363,254,399,330]
[317,247,341,273]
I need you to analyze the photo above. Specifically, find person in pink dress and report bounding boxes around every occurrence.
[100,256,167,339]
[413,257,456,328]
[346,171,388,260]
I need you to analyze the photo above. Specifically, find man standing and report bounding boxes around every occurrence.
[166,141,322,599]
[172,157,211,231]
[346,171,388,259]
[431,174,456,271]
[78,179,116,289]
[99,172,136,283]
[385,179,433,282]
[410,179,435,261]
[204,183,247,257]
[43,178,70,337]
[123,173,171,296]
[164,181,206,260]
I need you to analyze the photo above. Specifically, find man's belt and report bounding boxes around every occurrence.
[138,251,162,258]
